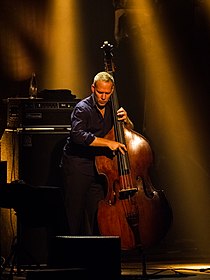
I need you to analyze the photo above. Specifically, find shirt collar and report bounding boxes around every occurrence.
[91,93,98,108]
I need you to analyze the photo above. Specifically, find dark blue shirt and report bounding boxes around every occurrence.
[63,94,113,174]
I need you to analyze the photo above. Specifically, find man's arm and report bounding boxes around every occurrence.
[89,136,127,155]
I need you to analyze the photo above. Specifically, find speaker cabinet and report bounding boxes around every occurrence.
[0,129,69,265]
[19,130,69,186]
[26,268,86,280]
[48,236,121,280]
[1,129,69,186]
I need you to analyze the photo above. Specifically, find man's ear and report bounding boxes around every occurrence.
[91,84,95,93]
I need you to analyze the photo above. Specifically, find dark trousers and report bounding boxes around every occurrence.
[60,153,104,235]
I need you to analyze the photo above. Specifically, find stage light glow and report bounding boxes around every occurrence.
[43,0,87,97]
[125,0,210,252]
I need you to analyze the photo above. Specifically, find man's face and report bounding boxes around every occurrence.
[91,80,114,108]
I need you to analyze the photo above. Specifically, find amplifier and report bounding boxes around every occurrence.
[6,97,80,128]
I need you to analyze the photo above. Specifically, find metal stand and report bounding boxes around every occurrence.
[138,249,186,279]
[1,211,21,280]
[1,211,40,280]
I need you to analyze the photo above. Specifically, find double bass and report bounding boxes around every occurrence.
[96,41,173,251]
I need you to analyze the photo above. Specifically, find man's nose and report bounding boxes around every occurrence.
[101,93,106,99]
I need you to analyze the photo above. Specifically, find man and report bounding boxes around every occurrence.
[60,71,134,235]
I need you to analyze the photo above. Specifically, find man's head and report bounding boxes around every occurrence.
[91,71,114,108]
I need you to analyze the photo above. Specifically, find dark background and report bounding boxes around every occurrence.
[0,0,210,262]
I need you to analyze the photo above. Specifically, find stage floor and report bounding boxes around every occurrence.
[1,245,210,280]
